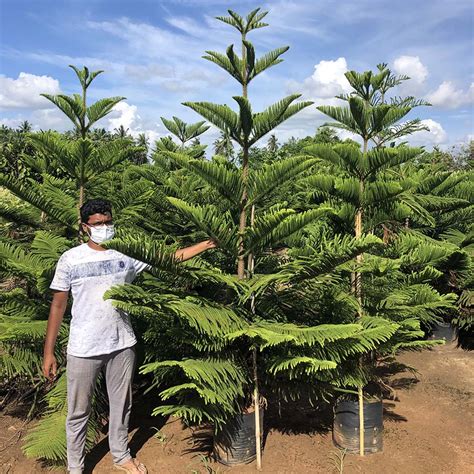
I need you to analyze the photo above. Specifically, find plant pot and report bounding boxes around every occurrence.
[214,409,264,465]
[333,397,383,454]
[431,321,455,342]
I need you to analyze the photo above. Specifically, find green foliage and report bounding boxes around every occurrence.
[23,372,104,463]
[0,6,472,467]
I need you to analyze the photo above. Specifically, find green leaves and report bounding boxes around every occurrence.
[86,97,125,127]
[216,8,269,35]
[246,206,333,254]
[183,101,239,141]
[161,116,210,145]
[234,95,253,139]
[103,234,178,273]
[29,132,139,191]
[269,357,337,377]
[185,95,313,147]
[142,357,246,427]
[163,151,243,204]
[23,371,104,462]
[69,64,104,89]
[0,174,77,228]
[254,46,289,76]
[250,234,383,295]
[318,97,412,142]
[41,65,124,135]
[248,155,318,204]
[204,43,289,85]
[167,197,239,252]
[41,93,84,129]
[252,94,313,145]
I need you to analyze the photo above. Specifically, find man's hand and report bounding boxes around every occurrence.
[206,239,218,249]
[43,290,68,381]
[42,353,57,380]
[175,239,218,262]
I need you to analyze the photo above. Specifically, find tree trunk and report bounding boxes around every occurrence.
[237,33,249,281]
[382,224,390,244]
[237,156,248,279]
[78,184,85,243]
[241,32,262,470]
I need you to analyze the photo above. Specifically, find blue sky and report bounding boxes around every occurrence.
[1,0,473,149]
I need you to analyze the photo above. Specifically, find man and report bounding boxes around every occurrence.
[42,198,216,474]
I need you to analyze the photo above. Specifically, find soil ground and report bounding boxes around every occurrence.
[1,340,473,474]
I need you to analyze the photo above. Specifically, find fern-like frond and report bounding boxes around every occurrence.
[166,197,238,252]
[163,151,242,204]
[248,155,317,204]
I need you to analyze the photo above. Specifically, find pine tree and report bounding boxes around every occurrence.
[101,9,403,467]
[303,64,461,454]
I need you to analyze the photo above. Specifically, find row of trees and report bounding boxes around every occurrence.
[0,7,472,467]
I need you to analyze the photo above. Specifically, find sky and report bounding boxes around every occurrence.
[0,0,473,150]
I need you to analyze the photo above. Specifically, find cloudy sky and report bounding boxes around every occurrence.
[0,0,473,149]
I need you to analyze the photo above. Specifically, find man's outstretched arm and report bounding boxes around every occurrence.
[174,239,216,262]
[42,290,69,380]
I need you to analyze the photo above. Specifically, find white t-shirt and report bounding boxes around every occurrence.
[50,243,149,357]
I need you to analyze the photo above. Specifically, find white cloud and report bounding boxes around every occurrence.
[392,56,429,96]
[0,117,23,128]
[107,102,141,132]
[30,108,70,130]
[0,72,61,109]
[87,18,204,61]
[393,56,428,85]
[1,108,71,132]
[288,57,351,101]
[105,102,161,144]
[407,119,447,147]
[427,81,474,109]
[165,16,208,37]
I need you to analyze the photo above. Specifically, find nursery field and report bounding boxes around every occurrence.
[1,5,473,474]
[1,340,472,474]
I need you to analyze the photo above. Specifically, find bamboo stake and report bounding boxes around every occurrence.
[248,205,262,470]
[358,386,365,456]
[253,348,262,471]
[356,139,368,457]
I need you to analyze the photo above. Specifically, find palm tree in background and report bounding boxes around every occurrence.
[267,134,279,153]
[213,129,235,161]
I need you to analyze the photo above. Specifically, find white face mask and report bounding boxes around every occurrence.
[87,224,115,243]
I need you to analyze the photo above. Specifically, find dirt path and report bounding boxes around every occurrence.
[1,341,473,474]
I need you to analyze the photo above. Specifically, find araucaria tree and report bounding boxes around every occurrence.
[1,6,471,470]
[103,8,405,468]
[302,64,463,454]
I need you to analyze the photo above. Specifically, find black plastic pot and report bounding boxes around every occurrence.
[214,409,264,465]
[431,321,455,342]
[333,397,383,454]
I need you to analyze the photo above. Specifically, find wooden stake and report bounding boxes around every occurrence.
[248,205,262,470]
[358,386,365,456]
[253,348,262,471]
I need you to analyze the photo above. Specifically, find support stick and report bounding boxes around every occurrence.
[253,348,262,470]
[248,205,261,470]
[358,386,365,456]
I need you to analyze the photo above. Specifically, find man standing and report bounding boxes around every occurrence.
[42,198,216,474]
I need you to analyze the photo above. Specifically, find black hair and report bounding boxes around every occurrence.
[80,199,113,223]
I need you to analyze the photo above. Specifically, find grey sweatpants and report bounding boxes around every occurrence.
[66,346,136,474]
